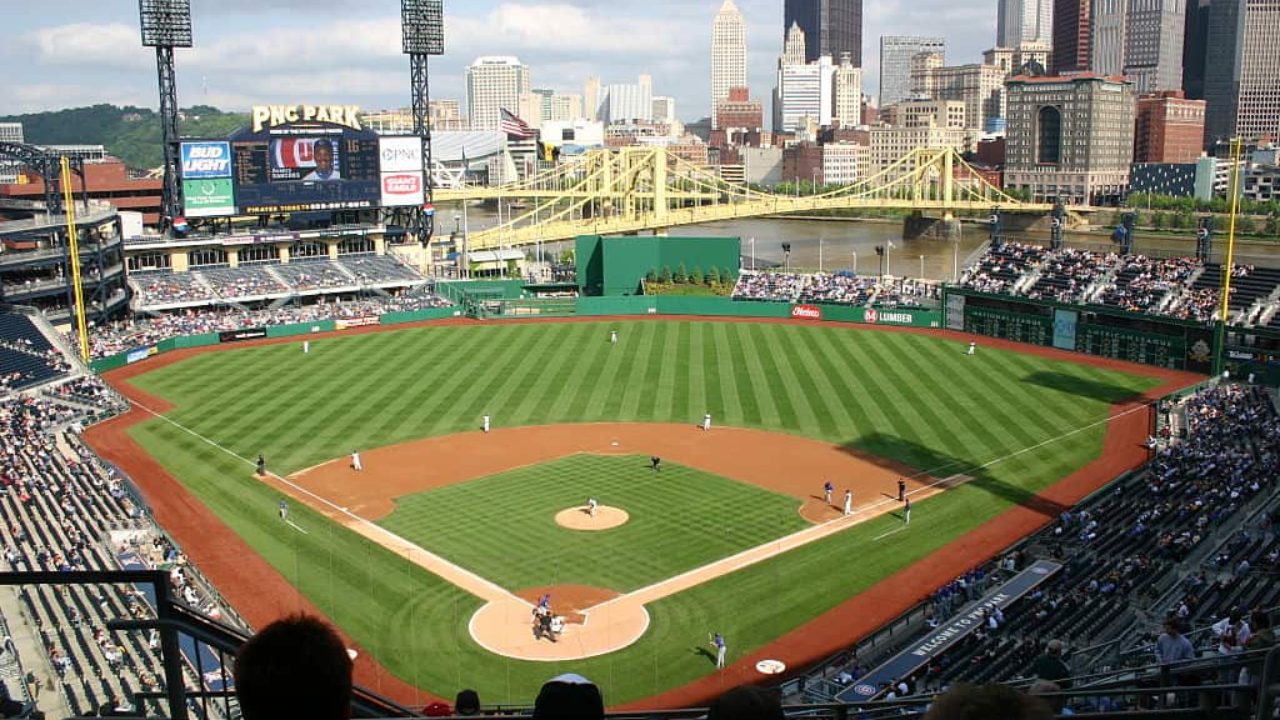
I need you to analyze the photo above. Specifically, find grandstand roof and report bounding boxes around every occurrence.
[431,131,506,163]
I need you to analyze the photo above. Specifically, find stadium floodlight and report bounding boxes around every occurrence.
[139,0,193,48]
[402,0,445,56]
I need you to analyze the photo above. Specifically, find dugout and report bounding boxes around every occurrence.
[576,235,740,296]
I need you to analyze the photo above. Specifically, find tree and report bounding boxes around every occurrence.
[1168,211,1188,230]
[645,268,658,282]
[1265,213,1280,238]
[1236,215,1257,234]
[691,266,704,285]
[659,265,672,283]
[675,262,688,283]
[707,265,721,285]
[1150,211,1166,230]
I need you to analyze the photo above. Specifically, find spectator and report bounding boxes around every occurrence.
[922,683,1053,720]
[233,614,353,720]
[1029,639,1072,689]
[532,673,604,720]
[454,689,481,716]
[706,685,785,720]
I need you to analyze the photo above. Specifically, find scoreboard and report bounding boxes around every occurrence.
[179,104,425,217]
[948,289,1215,372]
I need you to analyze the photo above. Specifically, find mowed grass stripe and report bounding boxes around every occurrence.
[762,325,826,436]
[614,323,659,419]
[722,324,762,426]
[710,324,746,425]
[125,319,1166,704]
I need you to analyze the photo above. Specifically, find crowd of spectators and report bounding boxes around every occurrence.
[131,257,426,307]
[88,292,455,359]
[1023,248,1116,304]
[732,271,806,302]
[959,242,1048,295]
[1101,256,1202,313]
[735,271,942,307]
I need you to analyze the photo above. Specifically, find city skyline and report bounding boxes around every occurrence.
[2,0,999,119]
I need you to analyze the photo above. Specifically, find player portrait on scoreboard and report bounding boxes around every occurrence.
[270,137,342,182]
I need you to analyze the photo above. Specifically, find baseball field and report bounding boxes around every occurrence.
[83,317,1194,707]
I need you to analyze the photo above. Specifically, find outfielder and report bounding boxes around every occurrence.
[702,413,712,431]
[610,330,618,345]
[710,632,726,668]
[351,450,363,471]
[303,340,310,354]
[904,497,912,525]
[483,415,491,433]
[278,499,288,521]
[967,341,977,356]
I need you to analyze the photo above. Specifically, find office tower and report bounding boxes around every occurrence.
[1203,0,1280,143]
[1051,0,1091,73]
[784,0,863,66]
[997,0,1054,46]
[833,52,863,127]
[879,36,945,106]
[466,56,531,131]
[712,0,748,127]
[1123,0,1186,93]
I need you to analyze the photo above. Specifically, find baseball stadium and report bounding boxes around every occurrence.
[3,4,1280,720]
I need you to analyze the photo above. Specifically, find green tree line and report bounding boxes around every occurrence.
[0,104,249,170]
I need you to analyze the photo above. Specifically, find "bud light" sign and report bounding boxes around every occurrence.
[180,142,233,179]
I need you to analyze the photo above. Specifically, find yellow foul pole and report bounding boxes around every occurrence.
[60,157,90,363]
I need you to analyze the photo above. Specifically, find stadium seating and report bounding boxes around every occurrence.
[1023,248,1116,304]
[735,271,943,307]
[0,313,71,393]
[340,254,425,285]
[198,266,288,300]
[270,260,354,292]
[129,271,216,307]
[732,271,806,302]
[0,388,239,717]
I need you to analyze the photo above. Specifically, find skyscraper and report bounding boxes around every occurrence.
[1091,0,1127,75]
[1203,0,1280,143]
[833,52,863,126]
[466,57,531,131]
[997,0,1054,46]
[879,36,945,106]
[712,0,747,128]
[1051,0,1091,74]
[1181,0,1210,98]
[1123,0,1186,94]
[784,0,863,66]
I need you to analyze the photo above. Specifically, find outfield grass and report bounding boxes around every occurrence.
[378,454,809,592]
[125,320,1164,703]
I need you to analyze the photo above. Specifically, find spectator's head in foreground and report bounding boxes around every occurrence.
[706,685,785,720]
[455,688,481,716]
[234,614,353,720]
[923,683,1053,720]
[533,673,604,720]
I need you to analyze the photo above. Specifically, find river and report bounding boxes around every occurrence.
[441,203,1279,282]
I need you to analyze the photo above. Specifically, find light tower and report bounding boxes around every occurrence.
[401,0,445,245]
[138,0,192,232]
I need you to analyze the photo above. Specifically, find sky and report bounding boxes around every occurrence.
[1,0,997,121]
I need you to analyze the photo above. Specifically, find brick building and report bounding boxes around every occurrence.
[1133,91,1206,163]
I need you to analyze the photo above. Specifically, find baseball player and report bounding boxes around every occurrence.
[967,341,977,356]
[843,489,853,516]
[351,450,363,471]
[904,497,912,525]
[823,480,834,506]
[483,415,491,433]
[303,340,310,354]
[610,330,618,345]
[651,455,662,471]
[702,413,712,432]
[710,632,726,668]
[256,454,266,477]
[898,479,907,502]
[278,499,288,521]
[588,497,598,517]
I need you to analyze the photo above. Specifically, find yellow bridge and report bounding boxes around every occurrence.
[432,146,1055,250]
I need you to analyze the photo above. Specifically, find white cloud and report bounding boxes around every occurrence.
[27,22,152,70]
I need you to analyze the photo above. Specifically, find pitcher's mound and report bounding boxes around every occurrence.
[555,506,628,530]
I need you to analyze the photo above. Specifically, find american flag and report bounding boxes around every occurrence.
[500,108,536,139]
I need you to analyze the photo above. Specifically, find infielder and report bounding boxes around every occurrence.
[651,456,662,471]
[351,450,363,471]
[843,489,853,516]
[823,480,834,506]
[256,454,266,477]
[483,415,491,433]
[278,499,288,521]
[702,413,712,431]
[898,479,907,502]
[588,497,598,517]
[967,341,977,356]
[710,632,726,668]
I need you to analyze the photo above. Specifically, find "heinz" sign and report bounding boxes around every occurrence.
[791,305,822,319]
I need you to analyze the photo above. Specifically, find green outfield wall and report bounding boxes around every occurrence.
[577,235,741,297]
